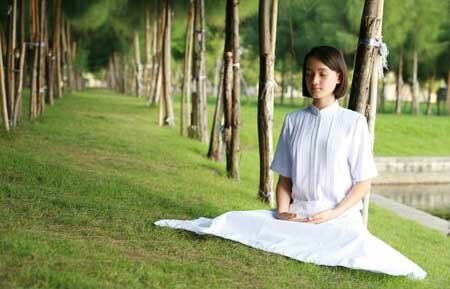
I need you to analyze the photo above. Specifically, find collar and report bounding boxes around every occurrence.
[308,100,339,116]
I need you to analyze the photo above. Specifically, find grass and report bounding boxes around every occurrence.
[0,89,449,289]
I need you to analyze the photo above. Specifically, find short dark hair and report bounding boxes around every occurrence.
[302,46,348,99]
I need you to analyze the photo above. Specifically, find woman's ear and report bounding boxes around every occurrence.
[336,73,342,84]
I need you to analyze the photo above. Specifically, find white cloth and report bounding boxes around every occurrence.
[271,101,378,217]
[155,209,426,279]
[155,102,427,279]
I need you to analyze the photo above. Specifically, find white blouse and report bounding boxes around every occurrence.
[271,101,378,217]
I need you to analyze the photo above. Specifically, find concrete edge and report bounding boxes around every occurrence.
[370,193,450,236]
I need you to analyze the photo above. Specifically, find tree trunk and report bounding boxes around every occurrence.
[151,16,162,105]
[288,13,296,106]
[193,0,208,142]
[12,0,25,125]
[181,0,194,136]
[257,0,277,205]
[447,68,450,116]
[280,60,285,105]
[426,74,434,115]
[411,48,420,115]
[223,52,233,172]
[12,42,25,126]
[65,23,75,92]
[207,61,224,161]
[123,57,129,95]
[61,15,68,93]
[53,0,62,98]
[37,0,47,115]
[134,31,143,98]
[395,51,403,114]
[378,77,385,113]
[0,35,9,131]
[348,0,382,116]
[29,0,39,121]
[161,0,175,126]
[230,0,241,180]
[7,0,17,123]
[349,0,384,227]
[144,11,152,100]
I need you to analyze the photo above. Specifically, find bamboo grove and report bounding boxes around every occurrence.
[0,0,82,132]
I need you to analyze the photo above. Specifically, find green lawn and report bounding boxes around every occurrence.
[1,89,449,289]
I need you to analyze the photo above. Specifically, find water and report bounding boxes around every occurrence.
[372,184,450,220]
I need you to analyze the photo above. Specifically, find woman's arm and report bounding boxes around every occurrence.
[276,175,301,220]
[333,179,371,216]
[305,179,372,224]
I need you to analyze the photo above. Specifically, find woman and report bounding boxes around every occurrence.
[273,46,377,224]
[156,46,426,280]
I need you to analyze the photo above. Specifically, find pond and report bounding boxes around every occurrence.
[372,184,450,220]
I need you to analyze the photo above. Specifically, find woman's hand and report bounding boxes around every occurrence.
[302,210,338,224]
[277,212,303,221]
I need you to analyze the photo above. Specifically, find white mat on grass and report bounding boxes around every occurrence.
[155,209,426,280]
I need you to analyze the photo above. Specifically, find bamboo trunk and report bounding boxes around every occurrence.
[181,0,194,136]
[257,0,276,205]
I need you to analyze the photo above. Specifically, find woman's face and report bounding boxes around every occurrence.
[305,57,341,101]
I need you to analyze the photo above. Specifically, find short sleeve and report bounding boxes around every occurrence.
[348,116,378,182]
[271,115,292,178]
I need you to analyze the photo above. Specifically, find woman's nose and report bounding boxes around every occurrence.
[312,74,319,85]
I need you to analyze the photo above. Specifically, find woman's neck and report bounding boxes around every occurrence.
[312,96,336,110]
